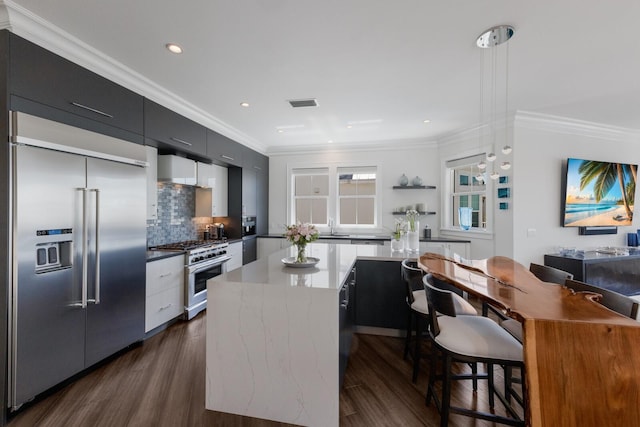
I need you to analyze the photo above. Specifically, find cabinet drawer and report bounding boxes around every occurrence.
[146,255,185,297]
[145,285,184,332]
[10,34,143,135]
[144,99,207,158]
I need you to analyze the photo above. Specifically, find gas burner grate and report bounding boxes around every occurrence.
[151,238,227,251]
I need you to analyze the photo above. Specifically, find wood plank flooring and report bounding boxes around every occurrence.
[8,311,522,426]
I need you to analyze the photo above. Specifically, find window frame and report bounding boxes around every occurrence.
[442,153,493,234]
[290,167,330,226]
[288,163,380,231]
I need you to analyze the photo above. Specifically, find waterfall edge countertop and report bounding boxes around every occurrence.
[205,242,452,426]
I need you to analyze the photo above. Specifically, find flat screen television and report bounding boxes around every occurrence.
[563,158,637,227]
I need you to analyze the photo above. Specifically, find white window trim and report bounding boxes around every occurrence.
[287,162,381,233]
[290,167,330,226]
[440,153,495,235]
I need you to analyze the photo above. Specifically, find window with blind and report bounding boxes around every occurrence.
[337,167,377,226]
[292,168,329,225]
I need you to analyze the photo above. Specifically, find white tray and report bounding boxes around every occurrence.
[281,256,320,268]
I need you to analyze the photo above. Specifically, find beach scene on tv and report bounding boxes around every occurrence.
[564,158,637,227]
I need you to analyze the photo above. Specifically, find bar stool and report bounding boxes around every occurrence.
[401,259,477,383]
[423,274,526,427]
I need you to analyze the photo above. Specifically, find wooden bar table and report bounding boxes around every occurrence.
[418,252,640,427]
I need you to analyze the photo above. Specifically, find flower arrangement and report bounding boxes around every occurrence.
[284,222,319,263]
[406,209,420,232]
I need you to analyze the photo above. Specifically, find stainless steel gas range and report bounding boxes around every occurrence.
[151,240,231,319]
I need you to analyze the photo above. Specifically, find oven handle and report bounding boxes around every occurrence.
[187,255,232,274]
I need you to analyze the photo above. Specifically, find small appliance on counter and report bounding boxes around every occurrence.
[423,224,431,239]
[213,222,225,239]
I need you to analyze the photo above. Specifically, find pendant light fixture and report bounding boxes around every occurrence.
[476,25,514,180]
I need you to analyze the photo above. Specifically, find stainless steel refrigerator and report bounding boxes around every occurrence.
[8,112,147,409]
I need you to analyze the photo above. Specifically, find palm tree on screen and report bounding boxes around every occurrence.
[578,161,635,220]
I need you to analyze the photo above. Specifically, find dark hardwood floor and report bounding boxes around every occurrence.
[8,310,521,427]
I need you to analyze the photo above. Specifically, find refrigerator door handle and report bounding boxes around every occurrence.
[81,188,89,308]
[92,188,100,304]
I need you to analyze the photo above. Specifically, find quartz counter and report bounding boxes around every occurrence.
[205,242,450,426]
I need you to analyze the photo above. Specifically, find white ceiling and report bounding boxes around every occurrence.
[5,0,640,153]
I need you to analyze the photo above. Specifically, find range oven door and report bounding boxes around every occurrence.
[185,255,231,320]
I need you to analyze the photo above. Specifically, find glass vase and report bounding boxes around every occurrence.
[296,243,307,263]
[391,236,405,252]
[406,220,420,252]
[458,207,473,230]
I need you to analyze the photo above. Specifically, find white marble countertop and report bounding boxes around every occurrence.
[213,241,447,290]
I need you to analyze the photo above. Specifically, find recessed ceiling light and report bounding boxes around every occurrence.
[277,129,284,133]
[423,119,431,123]
[240,102,250,107]
[165,43,183,54]
[328,140,334,144]
[346,125,353,129]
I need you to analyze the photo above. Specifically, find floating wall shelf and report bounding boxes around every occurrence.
[392,211,436,216]
[392,185,436,190]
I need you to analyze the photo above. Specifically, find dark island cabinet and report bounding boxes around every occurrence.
[339,266,355,387]
[143,99,207,158]
[355,259,406,329]
[9,33,143,138]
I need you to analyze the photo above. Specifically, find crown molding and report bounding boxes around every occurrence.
[514,110,640,143]
[0,0,266,153]
[266,137,438,156]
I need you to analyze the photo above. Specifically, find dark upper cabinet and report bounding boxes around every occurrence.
[9,33,143,137]
[207,129,243,167]
[227,145,269,235]
[242,168,257,216]
[143,99,207,159]
[241,146,269,234]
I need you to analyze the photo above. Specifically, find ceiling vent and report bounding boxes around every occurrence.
[288,98,318,108]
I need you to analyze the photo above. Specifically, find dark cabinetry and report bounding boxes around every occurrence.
[355,259,406,329]
[143,99,207,159]
[227,149,269,237]
[207,129,243,167]
[242,236,257,265]
[9,33,143,140]
[242,168,257,216]
[243,147,269,234]
[545,253,640,296]
[339,266,355,387]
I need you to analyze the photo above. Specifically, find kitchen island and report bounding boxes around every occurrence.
[205,242,453,426]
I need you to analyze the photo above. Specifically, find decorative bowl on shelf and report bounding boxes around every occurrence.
[412,176,423,186]
[281,257,320,268]
[399,174,409,186]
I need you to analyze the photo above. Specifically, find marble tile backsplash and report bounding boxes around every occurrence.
[147,183,214,247]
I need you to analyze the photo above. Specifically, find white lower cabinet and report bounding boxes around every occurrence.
[146,255,184,332]
[226,242,243,271]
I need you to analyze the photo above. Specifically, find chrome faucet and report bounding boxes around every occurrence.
[328,218,335,236]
